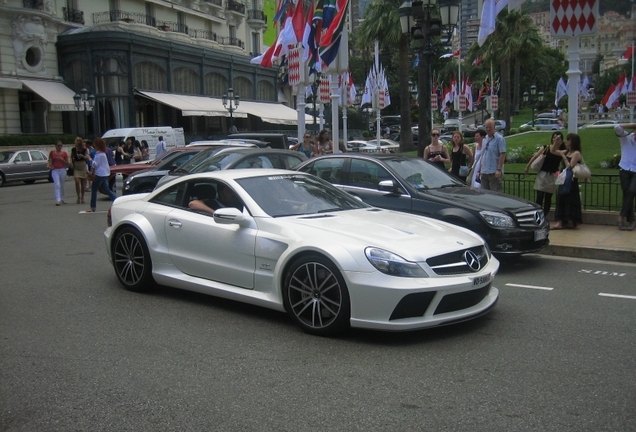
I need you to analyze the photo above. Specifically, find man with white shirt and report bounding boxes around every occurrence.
[155,136,167,159]
[478,119,506,192]
[615,123,636,230]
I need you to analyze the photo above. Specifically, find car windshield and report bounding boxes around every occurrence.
[174,147,231,173]
[154,151,189,169]
[0,151,16,162]
[384,158,465,190]
[190,152,243,173]
[237,174,369,217]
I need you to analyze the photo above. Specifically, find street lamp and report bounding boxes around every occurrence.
[73,87,95,135]
[400,0,459,157]
[222,87,240,130]
[523,84,544,127]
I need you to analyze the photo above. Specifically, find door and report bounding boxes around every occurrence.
[5,151,34,181]
[29,151,49,179]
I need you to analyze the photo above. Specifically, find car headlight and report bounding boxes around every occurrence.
[480,211,515,228]
[365,247,428,278]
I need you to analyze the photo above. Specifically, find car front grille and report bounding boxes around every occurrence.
[515,209,545,228]
[426,245,489,276]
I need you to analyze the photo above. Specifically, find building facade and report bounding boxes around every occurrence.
[0,0,287,139]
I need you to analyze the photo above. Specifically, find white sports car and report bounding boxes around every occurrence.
[105,169,499,335]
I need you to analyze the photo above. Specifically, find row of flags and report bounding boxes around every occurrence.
[252,0,349,74]
[304,71,357,106]
[554,75,592,107]
[360,65,391,109]
[601,73,636,108]
[478,0,525,46]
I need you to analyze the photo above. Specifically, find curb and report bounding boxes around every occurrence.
[539,244,636,263]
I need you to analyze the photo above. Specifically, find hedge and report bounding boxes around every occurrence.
[0,135,78,147]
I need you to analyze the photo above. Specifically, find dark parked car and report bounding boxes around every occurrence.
[154,147,307,190]
[228,132,288,149]
[0,149,51,187]
[295,154,549,255]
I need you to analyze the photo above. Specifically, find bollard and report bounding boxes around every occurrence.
[115,173,124,197]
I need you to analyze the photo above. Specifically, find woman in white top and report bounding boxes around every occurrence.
[469,129,486,188]
[313,129,333,156]
[87,137,117,212]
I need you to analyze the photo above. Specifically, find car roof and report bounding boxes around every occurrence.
[168,168,301,183]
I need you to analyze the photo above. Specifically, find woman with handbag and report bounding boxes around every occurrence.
[552,133,583,229]
[86,137,118,213]
[524,132,565,217]
[70,137,90,204]
[449,131,473,183]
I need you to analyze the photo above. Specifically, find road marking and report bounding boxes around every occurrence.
[579,269,627,277]
[79,210,107,214]
[505,283,554,291]
[598,293,636,300]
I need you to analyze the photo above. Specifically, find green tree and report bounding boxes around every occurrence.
[356,0,414,152]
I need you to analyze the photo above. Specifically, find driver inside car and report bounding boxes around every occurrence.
[188,183,242,214]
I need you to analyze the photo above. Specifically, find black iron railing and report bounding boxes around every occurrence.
[93,10,156,27]
[219,37,245,49]
[63,7,85,24]
[504,172,622,212]
[226,0,246,14]
[188,29,218,42]
[203,0,223,6]
[248,9,267,22]
[156,21,188,33]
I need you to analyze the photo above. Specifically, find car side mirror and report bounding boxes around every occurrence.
[213,207,247,226]
[378,179,397,193]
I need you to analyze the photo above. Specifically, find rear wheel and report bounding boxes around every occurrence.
[283,254,350,336]
[0,174,5,187]
[112,227,154,292]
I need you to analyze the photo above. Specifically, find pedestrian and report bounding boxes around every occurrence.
[552,133,583,230]
[229,125,238,135]
[46,140,69,206]
[141,140,150,161]
[524,132,565,218]
[70,136,90,204]
[155,135,167,159]
[290,133,314,157]
[424,128,449,171]
[313,129,333,156]
[86,140,96,191]
[87,137,117,212]
[449,131,473,183]
[468,129,486,188]
[614,123,636,231]
[478,118,506,192]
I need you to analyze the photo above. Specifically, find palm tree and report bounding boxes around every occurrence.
[356,0,414,152]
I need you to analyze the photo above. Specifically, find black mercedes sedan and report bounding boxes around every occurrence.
[295,154,549,255]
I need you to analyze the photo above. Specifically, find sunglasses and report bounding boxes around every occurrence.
[431,133,440,137]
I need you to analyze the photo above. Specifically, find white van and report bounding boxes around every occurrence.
[101,127,185,159]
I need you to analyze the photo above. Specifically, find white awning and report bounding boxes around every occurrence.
[20,79,80,111]
[236,100,313,125]
[0,78,22,89]
[137,91,247,117]
[137,90,312,125]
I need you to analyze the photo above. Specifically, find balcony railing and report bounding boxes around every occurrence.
[188,29,218,42]
[93,10,156,27]
[63,7,85,25]
[219,37,245,49]
[203,0,223,6]
[226,0,246,14]
[247,9,267,23]
[504,172,623,212]
[157,21,189,34]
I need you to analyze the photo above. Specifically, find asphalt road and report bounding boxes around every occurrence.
[1,179,635,431]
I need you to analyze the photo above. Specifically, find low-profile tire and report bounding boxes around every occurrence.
[0,174,5,187]
[23,179,36,184]
[283,254,350,336]
[112,226,154,292]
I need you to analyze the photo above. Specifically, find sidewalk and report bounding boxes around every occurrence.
[539,216,636,263]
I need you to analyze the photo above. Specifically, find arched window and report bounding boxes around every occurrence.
[256,80,275,101]
[205,72,228,96]
[133,61,167,91]
[64,59,90,91]
[173,67,200,94]
[232,76,252,100]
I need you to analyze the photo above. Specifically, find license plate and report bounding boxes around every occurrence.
[473,273,491,286]
[534,228,548,241]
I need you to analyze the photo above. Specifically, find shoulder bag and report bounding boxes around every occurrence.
[573,156,592,179]
[458,145,470,177]
[530,147,547,172]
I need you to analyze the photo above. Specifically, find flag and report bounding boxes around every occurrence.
[348,75,357,106]
[453,48,460,58]
[472,56,483,66]
[464,79,473,112]
[319,0,349,69]
[618,73,628,95]
[361,70,373,106]
[301,1,315,62]
[291,0,305,43]
[323,0,338,28]
[607,84,621,108]
[478,0,510,46]
[381,70,391,108]
[273,0,291,24]
[555,77,568,107]
[307,0,324,74]
[440,52,454,59]
[250,43,277,68]
[601,84,615,107]
[622,46,633,61]
[508,0,524,11]
[579,75,590,98]
[476,77,489,105]
[413,53,420,68]
[250,13,296,68]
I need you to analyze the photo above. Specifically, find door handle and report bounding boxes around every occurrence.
[168,219,182,228]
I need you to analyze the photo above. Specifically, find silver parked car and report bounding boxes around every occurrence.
[0,149,51,187]
[520,118,564,131]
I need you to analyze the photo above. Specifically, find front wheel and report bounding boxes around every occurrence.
[112,227,154,292]
[283,254,350,336]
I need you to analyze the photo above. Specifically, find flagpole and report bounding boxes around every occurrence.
[632,41,634,122]
[375,40,381,150]
[490,62,494,119]
[457,31,462,133]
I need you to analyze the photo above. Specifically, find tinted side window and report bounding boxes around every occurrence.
[301,158,345,183]
[349,160,392,189]
[283,154,305,168]
[30,151,46,161]
[234,155,277,169]
[15,152,30,162]
[150,181,189,208]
